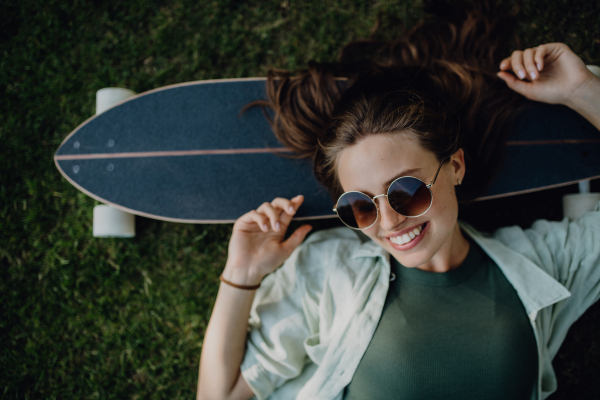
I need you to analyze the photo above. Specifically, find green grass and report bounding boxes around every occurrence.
[1,0,599,398]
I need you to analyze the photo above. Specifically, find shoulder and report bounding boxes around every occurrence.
[496,200,599,249]
[489,200,600,281]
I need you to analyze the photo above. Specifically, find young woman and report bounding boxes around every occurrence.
[197,1,600,399]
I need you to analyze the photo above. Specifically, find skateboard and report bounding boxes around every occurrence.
[54,75,600,224]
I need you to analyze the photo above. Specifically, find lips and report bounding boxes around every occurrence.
[385,222,429,250]
[388,223,426,245]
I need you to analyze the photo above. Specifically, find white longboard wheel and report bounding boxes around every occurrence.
[93,205,135,238]
[93,88,137,237]
[96,87,136,115]
[587,65,600,78]
[563,192,600,221]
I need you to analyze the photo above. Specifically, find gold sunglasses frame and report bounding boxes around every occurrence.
[332,158,448,230]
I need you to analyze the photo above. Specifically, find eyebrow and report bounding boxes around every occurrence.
[361,168,423,197]
[383,167,424,189]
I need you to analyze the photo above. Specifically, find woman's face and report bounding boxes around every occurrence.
[336,132,465,270]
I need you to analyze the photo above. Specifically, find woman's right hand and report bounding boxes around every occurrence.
[223,195,313,284]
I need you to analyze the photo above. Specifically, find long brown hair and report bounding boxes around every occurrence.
[243,0,533,203]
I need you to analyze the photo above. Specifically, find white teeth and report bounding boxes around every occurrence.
[389,223,426,246]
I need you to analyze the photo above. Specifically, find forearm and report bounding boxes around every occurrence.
[197,267,262,400]
[565,72,600,132]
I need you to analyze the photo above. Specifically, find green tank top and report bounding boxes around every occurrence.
[343,236,538,400]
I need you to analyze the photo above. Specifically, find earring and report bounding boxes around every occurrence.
[457,179,462,186]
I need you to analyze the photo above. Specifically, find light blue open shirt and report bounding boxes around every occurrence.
[240,201,600,400]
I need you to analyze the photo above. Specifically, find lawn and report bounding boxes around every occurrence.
[1,0,599,398]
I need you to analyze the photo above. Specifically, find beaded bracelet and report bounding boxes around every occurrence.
[219,273,261,290]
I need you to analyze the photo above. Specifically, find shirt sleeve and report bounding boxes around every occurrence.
[522,199,600,354]
[239,232,330,400]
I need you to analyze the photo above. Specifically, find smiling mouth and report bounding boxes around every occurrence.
[388,222,427,246]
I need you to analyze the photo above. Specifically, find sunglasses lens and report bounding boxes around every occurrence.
[336,192,377,229]
[388,177,432,216]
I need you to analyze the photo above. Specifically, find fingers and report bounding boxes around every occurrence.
[533,44,546,72]
[245,210,272,232]
[281,224,313,253]
[499,46,545,81]
[522,48,538,80]
[251,195,305,232]
[272,195,303,215]
[257,201,284,231]
[272,195,304,225]
[511,50,526,79]
[496,69,531,98]
[512,50,530,80]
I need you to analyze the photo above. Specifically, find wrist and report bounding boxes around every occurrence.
[222,264,264,287]
[564,70,600,110]
[564,71,600,132]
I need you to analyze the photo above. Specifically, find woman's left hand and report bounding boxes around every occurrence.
[497,42,595,106]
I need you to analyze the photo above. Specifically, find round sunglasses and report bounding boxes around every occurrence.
[333,158,447,230]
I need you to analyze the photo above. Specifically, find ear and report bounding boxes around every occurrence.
[449,148,466,185]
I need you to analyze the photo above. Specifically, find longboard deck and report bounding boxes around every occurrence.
[55,78,600,223]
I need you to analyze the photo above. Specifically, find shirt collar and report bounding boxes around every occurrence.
[351,239,390,262]
[349,222,571,318]
[460,222,571,317]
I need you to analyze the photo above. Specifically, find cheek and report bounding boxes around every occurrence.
[363,225,382,243]
[431,182,459,220]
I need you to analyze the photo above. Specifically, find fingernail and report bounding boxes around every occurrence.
[530,71,537,80]
[537,62,541,71]
[288,206,295,213]
[275,222,281,231]
[517,70,525,79]
[262,224,268,231]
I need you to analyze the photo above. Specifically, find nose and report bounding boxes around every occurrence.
[377,196,407,231]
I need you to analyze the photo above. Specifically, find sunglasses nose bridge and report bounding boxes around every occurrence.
[374,193,401,215]
[377,193,408,231]
[372,193,387,209]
